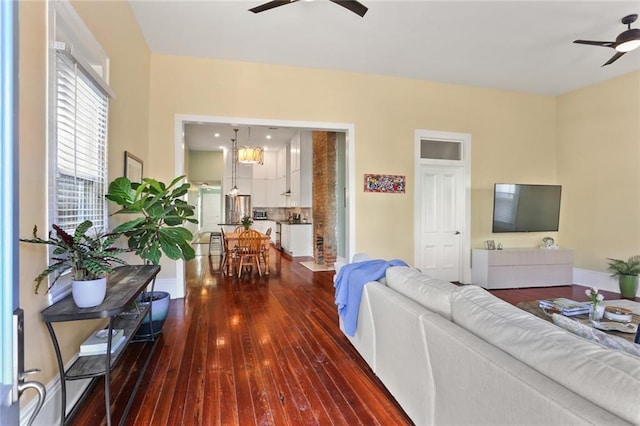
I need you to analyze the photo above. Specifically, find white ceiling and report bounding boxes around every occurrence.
[130,0,640,150]
[184,123,301,151]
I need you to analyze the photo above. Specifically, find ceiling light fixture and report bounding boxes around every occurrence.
[228,129,239,197]
[237,127,264,165]
[615,34,640,52]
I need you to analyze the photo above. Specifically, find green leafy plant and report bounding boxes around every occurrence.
[606,256,640,277]
[20,220,128,293]
[105,175,198,265]
[241,215,253,229]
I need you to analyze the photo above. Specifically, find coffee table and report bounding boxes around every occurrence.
[516,299,640,344]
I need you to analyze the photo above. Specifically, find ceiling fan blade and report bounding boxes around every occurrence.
[573,40,615,48]
[249,0,298,14]
[328,0,368,17]
[602,51,626,66]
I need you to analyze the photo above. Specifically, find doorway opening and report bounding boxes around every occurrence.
[173,115,356,293]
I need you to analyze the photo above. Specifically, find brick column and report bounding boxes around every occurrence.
[312,132,337,266]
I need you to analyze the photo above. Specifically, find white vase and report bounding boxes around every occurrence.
[72,277,107,308]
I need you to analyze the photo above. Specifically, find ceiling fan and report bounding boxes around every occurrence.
[574,14,640,66]
[249,0,368,17]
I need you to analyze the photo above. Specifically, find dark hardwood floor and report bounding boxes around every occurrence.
[69,244,412,425]
[69,242,632,426]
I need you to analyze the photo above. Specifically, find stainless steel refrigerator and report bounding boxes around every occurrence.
[225,195,251,224]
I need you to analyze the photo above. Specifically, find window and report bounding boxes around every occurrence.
[48,0,113,302]
[54,51,108,231]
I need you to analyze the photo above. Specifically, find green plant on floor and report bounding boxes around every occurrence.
[606,255,640,299]
[20,220,128,293]
[606,256,640,277]
[105,175,198,265]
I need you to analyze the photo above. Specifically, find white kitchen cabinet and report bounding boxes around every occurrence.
[290,132,300,172]
[253,151,277,180]
[252,151,277,207]
[471,248,574,289]
[252,220,276,244]
[290,170,300,207]
[277,144,288,179]
[280,223,291,253]
[289,131,312,207]
[280,224,312,257]
[252,179,267,207]
[290,225,313,257]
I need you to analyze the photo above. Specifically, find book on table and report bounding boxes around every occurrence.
[538,298,591,316]
[79,328,125,356]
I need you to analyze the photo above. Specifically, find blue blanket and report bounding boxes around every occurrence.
[334,259,408,336]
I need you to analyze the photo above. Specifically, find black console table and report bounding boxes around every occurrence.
[40,265,161,426]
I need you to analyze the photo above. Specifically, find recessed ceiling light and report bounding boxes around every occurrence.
[266,134,272,139]
[214,133,220,138]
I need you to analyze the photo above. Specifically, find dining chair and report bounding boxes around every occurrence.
[233,225,245,233]
[259,227,272,271]
[220,229,236,276]
[236,229,262,278]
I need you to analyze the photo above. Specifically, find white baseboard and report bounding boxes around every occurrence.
[573,268,637,297]
[21,355,91,426]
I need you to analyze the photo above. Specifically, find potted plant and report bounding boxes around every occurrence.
[105,175,197,336]
[606,255,640,298]
[241,215,253,230]
[20,220,128,307]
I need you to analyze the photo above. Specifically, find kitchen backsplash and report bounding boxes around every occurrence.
[254,207,311,222]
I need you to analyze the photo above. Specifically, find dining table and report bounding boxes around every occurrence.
[224,231,271,276]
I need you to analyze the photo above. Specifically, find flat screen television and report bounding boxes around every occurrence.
[492,183,562,233]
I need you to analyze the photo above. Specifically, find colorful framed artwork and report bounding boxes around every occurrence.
[364,174,405,193]
[124,151,143,183]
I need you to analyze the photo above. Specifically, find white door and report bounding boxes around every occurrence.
[418,165,464,281]
[200,191,221,231]
[414,130,471,283]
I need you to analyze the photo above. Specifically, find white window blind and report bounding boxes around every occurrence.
[46,1,112,303]
[54,50,108,233]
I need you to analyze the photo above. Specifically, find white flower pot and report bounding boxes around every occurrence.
[72,277,107,308]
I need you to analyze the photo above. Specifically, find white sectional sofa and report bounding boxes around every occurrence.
[338,265,640,425]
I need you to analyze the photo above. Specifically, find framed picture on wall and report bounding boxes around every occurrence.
[124,151,143,183]
[363,173,405,193]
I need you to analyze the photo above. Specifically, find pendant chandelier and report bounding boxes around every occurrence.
[237,127,264,165]
[228,129,239,197]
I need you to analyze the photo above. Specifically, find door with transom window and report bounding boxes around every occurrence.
[414,130,471,283]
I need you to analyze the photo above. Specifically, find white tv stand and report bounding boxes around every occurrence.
[471,248,574,289]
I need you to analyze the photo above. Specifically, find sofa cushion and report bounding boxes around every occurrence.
[552,313,640,358]
[385,266,458,319]
[451,285,640,424]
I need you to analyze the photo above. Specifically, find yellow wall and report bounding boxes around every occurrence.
[18,0,150,396]
[557,72,640,271]
[148,55,558,260]
[188,150,224,184]
[18,0,639,409]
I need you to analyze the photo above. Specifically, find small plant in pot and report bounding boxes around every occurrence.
[606,255,640,299]
[106,175,197,336]
[241,215,253,230]
[20,220,128,307]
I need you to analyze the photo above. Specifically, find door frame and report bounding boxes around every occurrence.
[414,129,472,284]
[1,0,19,422]
[174,115,356,294]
